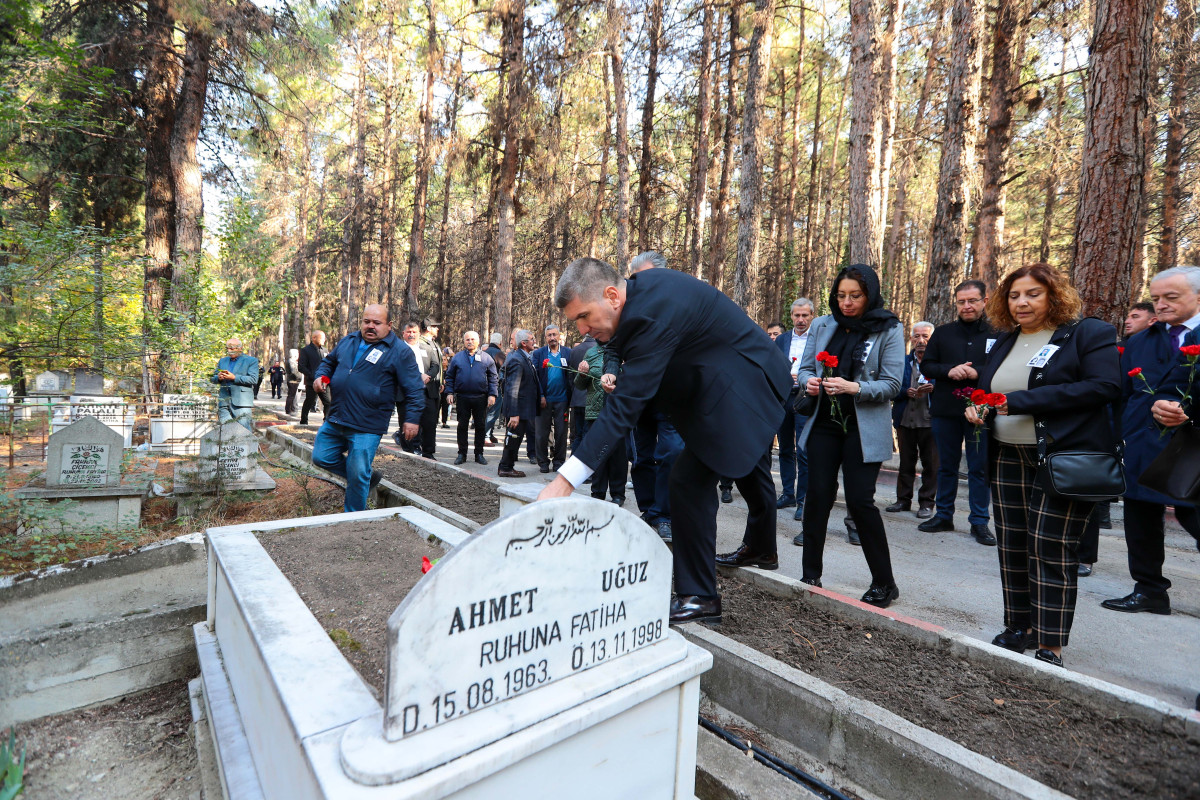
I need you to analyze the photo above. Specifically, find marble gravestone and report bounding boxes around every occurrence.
[150,394,214,454]
[51,396,134,447]
[16,416,151,531]
[46,416,122,488]
[72,368,104,396]
[173,421,274,514]
[339,497,703,792]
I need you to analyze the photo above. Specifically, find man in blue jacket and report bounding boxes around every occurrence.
[531,325,573,473]
[211,338,259,431]
[311,304,424,512]
[443,330,498,465]
[1103,266,1200,615]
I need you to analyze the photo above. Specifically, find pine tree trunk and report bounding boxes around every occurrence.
[493,0,526,339]
[1070,0,1157,325]
[379,8,397,310]
[875,0,903,237]
[708,5,740,289]
[435,51,464,326]
[1157,0,1194,272]
[685,0,715,276]
[588,60,612,258]
[816,69,850,287]
[340,51,369,336]
[847,0,886,267]
[1037,36,1069,262]
[974,0,1029,289]
[637,0,663,253]
[406,0,440,318]
[802,39,824,282]
[782,7,806,281]
[733,0,776,311]
[608,0,631,268]
[924,0,983,326]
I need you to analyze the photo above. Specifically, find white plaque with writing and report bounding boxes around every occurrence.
[380,499,676,746]
[217,443,251,481]
[58,443,111,486]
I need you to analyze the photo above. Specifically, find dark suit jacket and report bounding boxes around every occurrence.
[573,269,792,479]
[503,349,542,421]
[921,317,997,417]
[1121,321,1199,504]
[891,353,932,427]
[298,343,326,386]
[774,329,807,397]
[975,317,1121,469]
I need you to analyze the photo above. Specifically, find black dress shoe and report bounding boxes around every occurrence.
[1101,591,1171,614]
[885,501,910,513]
[721,488,733,504]
[918,516,954,533]
[669,595,722,625]
[657,520,673,543]
[539,464,551,474]
[800,576,821,587]
[860,583,899,608]
[971,524,996,546]
[498,468,526,478]
[793,505,804,521]
[1077,563,1093,577]
[475,454,488,465]
[715,544,779,570]
[792,532,804,546]
[776,496,796,509]
[991,627,1035,653]
[1034,648,1063,668]
[453,454,466,465]
[916,506,935,519]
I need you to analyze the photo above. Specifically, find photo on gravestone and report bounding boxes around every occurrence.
[381,498,678,745]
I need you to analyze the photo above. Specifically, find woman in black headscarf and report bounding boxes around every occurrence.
[795,264,905,606]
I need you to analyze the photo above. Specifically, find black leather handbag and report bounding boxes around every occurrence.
[1036,444,1126,502]
[793,391,817,416]
[1137,423,1200,503]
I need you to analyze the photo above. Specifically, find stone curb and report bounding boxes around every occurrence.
[726,565,1200,741]
[264,425,480,532]
[681,623,1074,800]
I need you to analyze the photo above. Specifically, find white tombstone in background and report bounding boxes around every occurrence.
[50,395,134,447]
[46,416,122,488]
[150,394,214,454]
[173,421,274,515]
[32,371,60,394]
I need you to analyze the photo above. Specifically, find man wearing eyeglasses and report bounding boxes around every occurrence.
[212,338,260,432]
[916,280,998,546]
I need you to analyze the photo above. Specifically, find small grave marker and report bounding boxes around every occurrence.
[45,417,122,488]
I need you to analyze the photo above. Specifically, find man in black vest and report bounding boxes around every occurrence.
[916,280,997,545]
[298,330,330,425]
[538,258,792,624]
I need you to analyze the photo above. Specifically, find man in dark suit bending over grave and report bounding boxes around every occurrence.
[538,258,793,624]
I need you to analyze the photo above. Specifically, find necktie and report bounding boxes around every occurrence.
[1169,325,1187,350]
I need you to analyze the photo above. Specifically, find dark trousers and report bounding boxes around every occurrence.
[802,426,895,587]
[591,436,628,502]
[300,382,330,424]
[632,412,683,523]
[776,395,809,503]
[536,400,569,468]
[991,443,1092,648]
[499,419,532,470]
[671,448,776,598]
[931,416,990,524]
[895,425,938,507]
[455,394,488,456]
[570,406,587,452]
[420,387,439,456]
[285,382,299,415]
[440,392,450,425]
[1123,498,1200,598]
[270,381,283,399]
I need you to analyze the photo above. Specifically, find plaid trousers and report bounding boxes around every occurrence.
[990,442,1095,648]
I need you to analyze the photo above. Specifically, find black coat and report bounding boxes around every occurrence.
[975,317,1121,465]
[574,269,793,479]
[298,342,326,386]
[502,349,542,422]
[921,317,998,417]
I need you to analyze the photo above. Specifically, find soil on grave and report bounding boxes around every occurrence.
[13,679,198,800]
[276,424,501,524]
[0,426,346,576]
[257,517,444,694]
[717,579,1200,800]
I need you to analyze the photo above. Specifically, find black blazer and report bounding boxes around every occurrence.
[975,317,1121,460]
[920,316,997,417]
[574,269,792,479]
[503,349,542,422]
[298,343,326,385]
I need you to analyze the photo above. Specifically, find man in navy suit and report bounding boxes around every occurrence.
[497,329,542,478]
[1103,266,1200,615]
[774,298,815,519]
[538,257,792,624]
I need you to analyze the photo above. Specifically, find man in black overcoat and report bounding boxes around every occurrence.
[298,330,330,425]
[538,258,792,623]
[497,329,542,478]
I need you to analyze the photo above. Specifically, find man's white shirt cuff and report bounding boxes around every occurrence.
[558,456,593,488]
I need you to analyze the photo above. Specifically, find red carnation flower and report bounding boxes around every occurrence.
[1117,346,1125,356]
[970,389,989,404]
[986,393,1007,407]
[1128,367,1143,377]
[1181,344,1200,357]
[421,556,433,574]
[542,359,550,368]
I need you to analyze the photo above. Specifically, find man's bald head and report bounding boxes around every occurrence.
[310,331,326,346]
[360,304,392,343]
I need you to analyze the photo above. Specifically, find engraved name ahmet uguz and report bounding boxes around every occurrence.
[505,514,613,556]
